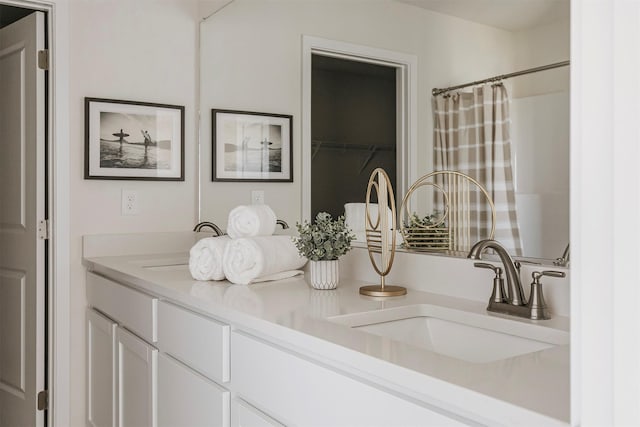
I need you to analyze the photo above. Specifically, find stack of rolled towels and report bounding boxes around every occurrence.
[188,205,306,285]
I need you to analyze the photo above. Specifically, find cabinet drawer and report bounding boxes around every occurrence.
[157,301,230,383]
[158,353,230,427]
[232,398,283,427]
[87,272,157,343]
[232,331,468,427]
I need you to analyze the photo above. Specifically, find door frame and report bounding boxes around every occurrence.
[301,36,417,221]
[0,0,70,425]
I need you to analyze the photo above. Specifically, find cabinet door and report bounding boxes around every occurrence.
[117,328,157,427]
[157,353,230,427]
[87,309,117,427]
[232,398,283,427]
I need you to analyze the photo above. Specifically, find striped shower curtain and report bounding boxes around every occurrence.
[432,83,523,255]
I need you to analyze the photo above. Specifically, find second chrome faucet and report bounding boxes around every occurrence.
[468,239,565,320]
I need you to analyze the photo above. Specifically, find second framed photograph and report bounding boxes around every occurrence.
[212,109,293,182]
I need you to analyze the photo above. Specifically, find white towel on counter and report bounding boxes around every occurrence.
[188,236,231,281]
[226,204,277,239]
[344,202,394,242]
[222,235,307,285]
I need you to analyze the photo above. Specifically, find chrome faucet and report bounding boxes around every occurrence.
[468,239,565,320]
[553,243,570,267]
[193,221,224,236]
[194,220,288,235]
[468,239,526,305]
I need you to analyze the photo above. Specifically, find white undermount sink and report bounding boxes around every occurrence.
[329,304,569,363]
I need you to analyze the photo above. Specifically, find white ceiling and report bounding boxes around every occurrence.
[396,0,570,32]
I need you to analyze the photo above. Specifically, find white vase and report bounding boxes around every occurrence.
[309,260,339,290]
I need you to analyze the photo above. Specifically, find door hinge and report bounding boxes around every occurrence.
[38,219,50,240]
[38,49,49,70]
[37,390,48,411]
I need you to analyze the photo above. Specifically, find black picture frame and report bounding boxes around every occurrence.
[85,97,185,181]
[212,109,293,182]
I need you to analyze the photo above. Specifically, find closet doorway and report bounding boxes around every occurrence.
[311,55,396,219]
[302,36,417,221]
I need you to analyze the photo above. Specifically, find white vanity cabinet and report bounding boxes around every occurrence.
[87,309,158,427]
[86,307,158,427]
[84,256,566,427]
[87,272,159,427]
[86,271,470,427]
[87,272,231,427]
[156,300,231,426]
[231,331,469,427]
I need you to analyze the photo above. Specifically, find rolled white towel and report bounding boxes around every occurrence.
[226,205,277,239]
[222,235,307,285]
[188,236,231,281]
[344,202,393,242]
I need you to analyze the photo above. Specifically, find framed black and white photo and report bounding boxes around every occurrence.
[212,109,293,182]
[85,98,185,180]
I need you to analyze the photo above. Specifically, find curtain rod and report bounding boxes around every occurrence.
[431,60,570,96]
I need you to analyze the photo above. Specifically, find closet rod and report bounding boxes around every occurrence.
[431,60,570,96]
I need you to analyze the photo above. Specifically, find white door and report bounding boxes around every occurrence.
[0,10,46,427]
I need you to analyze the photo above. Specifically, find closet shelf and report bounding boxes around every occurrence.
[311,139,396,174]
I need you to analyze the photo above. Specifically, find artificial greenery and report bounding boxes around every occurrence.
[294,212,355,261]
[404,212,442,229]
[402,211,450,249]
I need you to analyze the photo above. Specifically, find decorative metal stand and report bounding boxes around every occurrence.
[359,168,407,297]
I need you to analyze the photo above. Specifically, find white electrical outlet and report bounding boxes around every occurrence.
[121,189,138,215]
[251,190,265,205]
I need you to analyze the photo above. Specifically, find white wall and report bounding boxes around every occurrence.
[510,18,570,258]
[511,19,570,98]
[199,0,515,226]
[68,1,199,424]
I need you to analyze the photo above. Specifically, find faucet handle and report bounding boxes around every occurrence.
[532,270,566,280]
[527,270,565,320]
[474,263,506,303]
[474,262,502,275]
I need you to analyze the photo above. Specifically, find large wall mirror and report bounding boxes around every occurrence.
[199,0,569,262]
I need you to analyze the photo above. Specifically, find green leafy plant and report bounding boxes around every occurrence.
[294,212,355,261]
[405,212,442,229]
[402,211,450,249]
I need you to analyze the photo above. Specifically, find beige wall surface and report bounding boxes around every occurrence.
[68,1,199,424]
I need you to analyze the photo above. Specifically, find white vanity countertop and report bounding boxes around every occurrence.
[84,252,570,426]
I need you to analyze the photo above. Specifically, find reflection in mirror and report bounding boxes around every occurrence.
[199,0,569,262]
[311,55,397,220]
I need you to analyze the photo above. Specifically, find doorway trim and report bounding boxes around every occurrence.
[301,35,417,221]
[0,0,70,425]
